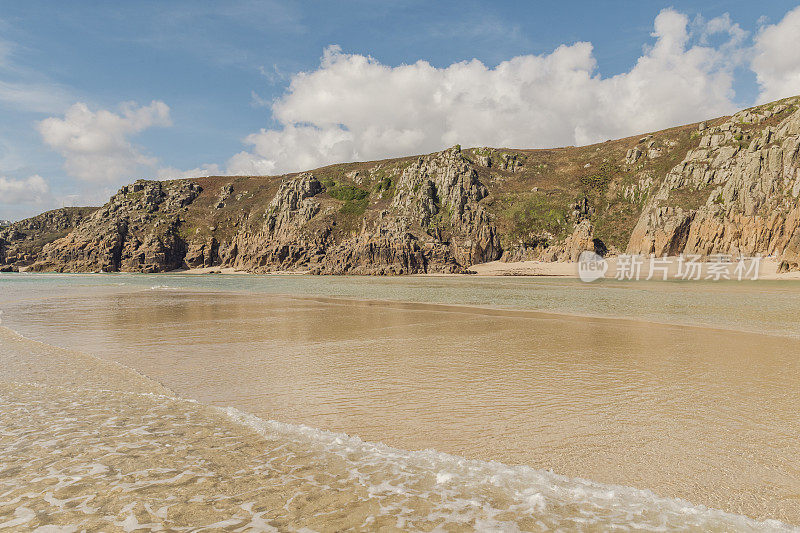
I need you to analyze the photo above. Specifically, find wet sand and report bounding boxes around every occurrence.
[1,275,799,529]
[5,326,787,532]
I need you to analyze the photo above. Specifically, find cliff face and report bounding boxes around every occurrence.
[0,207,97,272]
[315,147,500,274]
[23,147,501,274]
[216,147,501,274]
[3,95,800,275]
[627,97,800,270]
[31,181,201,273]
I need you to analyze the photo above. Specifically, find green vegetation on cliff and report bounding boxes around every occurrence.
[5,95,800,274]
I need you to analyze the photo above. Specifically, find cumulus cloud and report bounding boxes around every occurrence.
[0,174,50,205]
[227,123,356,175]
[752,6,800,103]
[38,101,171,183]
[227,9,745,175]
[157,163,222,179]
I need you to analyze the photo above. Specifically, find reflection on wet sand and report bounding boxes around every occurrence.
[0,327,788,531]
[2,285,799,525]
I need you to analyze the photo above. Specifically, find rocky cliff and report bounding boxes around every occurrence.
[627,96,800,271]
[211,147,500,274]
[3,95,800,275]
[20,147,502,274]
[29,180,201,273]
[0,207,97,272]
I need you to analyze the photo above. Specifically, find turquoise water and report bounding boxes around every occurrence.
[3,272,800,337]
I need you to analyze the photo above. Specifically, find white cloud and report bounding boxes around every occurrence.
[228,9,745,175]
[752,6,800,103]
[157,163,222,179]
[702,13,747,46]
[250,90,271,108]
[0,32,75,113]
[258,64,289,86]
[0,80,73,114]
[227,123,356,175]
[0,174,50,205]
[38,101,171,183]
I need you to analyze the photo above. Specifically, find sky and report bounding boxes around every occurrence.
[1,1,800,221]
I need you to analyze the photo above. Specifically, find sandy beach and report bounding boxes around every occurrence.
[470,256,800,280]
[2,273,800,529]
[176,256,800,281]
[4,2,800,531]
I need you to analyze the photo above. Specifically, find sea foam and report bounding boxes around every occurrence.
[221,406,795,532]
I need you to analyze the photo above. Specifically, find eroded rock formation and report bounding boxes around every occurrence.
[30,180,201,273]
[20,147,501,274]
[627,98,800,270]
[5,95,800,275]
[0,207,97,272]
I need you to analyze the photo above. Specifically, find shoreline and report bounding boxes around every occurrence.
[469,256,800,281]
[9,276,800,339]
[8,272,800,340]
[8,256,800,280]
[7,257,800,281]
[3,289,800,526]
[2,326,788,530]
[4,277,800,525]
[174,256,800,280]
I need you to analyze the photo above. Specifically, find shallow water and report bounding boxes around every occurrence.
[1,273,799,530]
[5,272,800,337]
[3,378,785,532]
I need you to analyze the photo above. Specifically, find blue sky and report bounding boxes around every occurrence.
[2,1,800,220]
